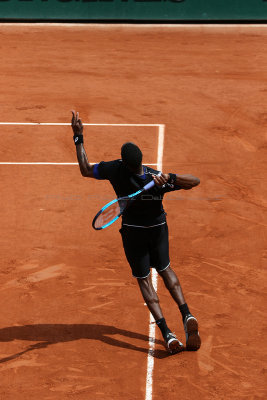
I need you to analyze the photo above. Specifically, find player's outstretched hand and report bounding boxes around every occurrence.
[71,110,84,136]
[152,173,169,187]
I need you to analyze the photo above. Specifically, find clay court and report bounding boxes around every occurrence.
[0,24,266,399]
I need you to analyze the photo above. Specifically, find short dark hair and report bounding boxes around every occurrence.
[121,142,142,169]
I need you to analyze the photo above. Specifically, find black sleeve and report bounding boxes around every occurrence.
[95,161,116,180]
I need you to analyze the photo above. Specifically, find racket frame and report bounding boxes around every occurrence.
[92,198,123,230]
[92,180,155,230]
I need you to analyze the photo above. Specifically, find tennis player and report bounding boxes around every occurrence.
[71,111,201,355]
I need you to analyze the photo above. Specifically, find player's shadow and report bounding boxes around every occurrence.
[0,323,173,363]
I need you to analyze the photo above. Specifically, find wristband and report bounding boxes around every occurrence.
[168,173,177,185]
[73,134,83,145]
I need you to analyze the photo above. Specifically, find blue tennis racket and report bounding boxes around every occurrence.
[92,180,155,230]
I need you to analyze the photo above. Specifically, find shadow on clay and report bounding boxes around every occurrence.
[0,324,173,363]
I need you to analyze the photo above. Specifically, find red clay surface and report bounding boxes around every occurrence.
[0,24,266,399]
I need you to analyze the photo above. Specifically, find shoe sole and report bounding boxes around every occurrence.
[167,338,184,355]
[185,317,201,351]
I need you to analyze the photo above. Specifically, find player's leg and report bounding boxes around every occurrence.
[119,225,183,354]
[150,224,201,351]
[158,264,185,306]
[149,224,187,309]
[120,225,161,317]
[137,275,163,321]
[158,266,201,351]
[137,275,184,354]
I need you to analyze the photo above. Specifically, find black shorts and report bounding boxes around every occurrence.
[119,223,170,279]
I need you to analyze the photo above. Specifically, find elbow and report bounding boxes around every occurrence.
[81,166,94,178]
[182,177,200,190]
[80,167,89,177]
[188,177,200,189]
[194,177,200,186]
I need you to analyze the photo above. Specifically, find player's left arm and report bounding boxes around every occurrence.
[71,110,95,178]
[153,173,200,190]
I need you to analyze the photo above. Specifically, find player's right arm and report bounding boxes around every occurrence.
[71,111,94,178]
[174,174,200,190]
[152,173,200,189]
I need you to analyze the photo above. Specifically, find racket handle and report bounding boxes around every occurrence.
[143,180,155,191]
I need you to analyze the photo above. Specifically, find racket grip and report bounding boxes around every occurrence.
[143,180,155,191]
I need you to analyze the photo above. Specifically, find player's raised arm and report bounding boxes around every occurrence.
[71,111,94,178]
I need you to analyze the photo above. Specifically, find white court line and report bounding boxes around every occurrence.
[0,123,160,168]
[145,124,165,400]
[157,125,164,172]
[0,162,78,165]
[0,162,157,166]
[0,122,161,127]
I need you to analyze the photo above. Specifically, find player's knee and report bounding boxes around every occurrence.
[146,295,159,308]
[137,277,159,305]
[160,267,180,290]
[163,275,180,292]
[168,281,180,293]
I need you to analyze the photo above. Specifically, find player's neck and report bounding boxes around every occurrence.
[136,165,144,175]
[126,164,143,175]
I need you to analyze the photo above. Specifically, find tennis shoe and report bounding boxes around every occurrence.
[164,332,184,355]
[184,314,201,351]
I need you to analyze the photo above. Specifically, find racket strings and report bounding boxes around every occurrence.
[93,197,136,229]
[94,200,127,229]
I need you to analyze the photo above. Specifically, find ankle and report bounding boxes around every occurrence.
[156,317,171,339]
[179,303,191,322]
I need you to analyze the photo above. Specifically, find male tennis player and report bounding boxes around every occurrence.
[71,111,201,355]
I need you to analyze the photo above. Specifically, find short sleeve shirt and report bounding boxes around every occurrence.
[93,159,182,227]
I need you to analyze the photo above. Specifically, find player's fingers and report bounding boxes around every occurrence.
[71,110,75,123]
[161,175,168,183]
[152,175,161,185]
[157,175,165,184]
[162,173,168,180]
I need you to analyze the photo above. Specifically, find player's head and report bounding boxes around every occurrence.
[121,142,143,173]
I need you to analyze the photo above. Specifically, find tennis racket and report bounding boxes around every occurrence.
[92,180,155,230]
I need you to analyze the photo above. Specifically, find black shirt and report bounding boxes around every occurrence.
[93,159,182,227]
